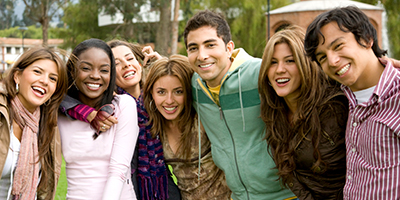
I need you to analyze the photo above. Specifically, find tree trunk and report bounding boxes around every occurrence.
[41,17,49,47]
[171,0,180,54]
[156,0,172,56]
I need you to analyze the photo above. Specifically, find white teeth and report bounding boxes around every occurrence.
[277,78,289,83]
[32,86,45,94]
[337,64,350,76]
[164,107,176,111]
[199,63,212,68]
[124,71,136,78]
[87,83,100,89]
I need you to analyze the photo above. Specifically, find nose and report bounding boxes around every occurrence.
[197,47,209,61]
[40,75,49,85]
[165,93,174,104]
[89,69,101,79]
[122,59,131,68]
[275,62,286,73]
[327,51,340,67]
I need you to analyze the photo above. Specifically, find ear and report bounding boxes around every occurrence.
[226,40,235,58]
[13,71,21,85]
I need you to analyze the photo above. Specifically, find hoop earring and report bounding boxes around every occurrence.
[149,100,156,111]
[16,83,19,93]
[44,98,51,106]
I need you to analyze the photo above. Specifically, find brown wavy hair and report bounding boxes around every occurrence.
[4,47,68,191]
[143,54,195,160]
[258,26,343,186]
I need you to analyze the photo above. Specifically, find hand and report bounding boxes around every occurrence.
[90,104,118,138]
[379,56,400,68]
[97,115,118,132]
[142,46,162,66]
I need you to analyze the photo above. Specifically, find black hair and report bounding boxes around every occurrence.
[305,6,387,64]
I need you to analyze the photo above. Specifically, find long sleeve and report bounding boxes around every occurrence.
[59,95,95,122]
[102,95,139,200]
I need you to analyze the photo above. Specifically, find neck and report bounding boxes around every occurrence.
[285,98,297,122]
[123,84,141,99]
[351,56,385,92]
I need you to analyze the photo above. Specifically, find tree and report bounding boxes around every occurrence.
[356,0,400,59]
[0,0,16,29]
[22,0,65,47]
[204,0,290,57]
[55,0,113,50]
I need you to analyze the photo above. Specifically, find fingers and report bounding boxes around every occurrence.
[98,116,118,132]
[142,46,162,66]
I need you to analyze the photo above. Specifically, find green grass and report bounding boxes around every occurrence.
[55,157,67,200]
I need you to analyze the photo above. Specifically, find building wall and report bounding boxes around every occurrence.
[267,9,383,47]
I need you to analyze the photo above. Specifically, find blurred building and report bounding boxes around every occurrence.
[266,0,384,47]
[0,38,64,74]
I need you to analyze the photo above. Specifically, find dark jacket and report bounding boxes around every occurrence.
[287,94,348,200]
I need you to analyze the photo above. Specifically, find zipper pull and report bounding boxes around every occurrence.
[219,107,223,120]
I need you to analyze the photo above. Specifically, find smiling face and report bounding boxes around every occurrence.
[186,26,234,87]
[315,22,375,91]
[268,43,301,103]
[75,48,111,107]
[152,75,185,123]
[14,59,58,113]
[112,45,142,91]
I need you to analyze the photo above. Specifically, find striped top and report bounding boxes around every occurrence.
[341,61,400,200]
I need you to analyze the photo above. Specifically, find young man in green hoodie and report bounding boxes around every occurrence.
[183,10,296,200]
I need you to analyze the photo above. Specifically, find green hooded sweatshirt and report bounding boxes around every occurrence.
[192,48,296,200]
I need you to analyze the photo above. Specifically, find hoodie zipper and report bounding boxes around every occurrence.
[219,107,250,200]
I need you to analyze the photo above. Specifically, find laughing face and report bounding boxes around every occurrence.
[112,45,142,91]
[186,26,234,87]
[315,22,375,91]
[14,59,59,113]
[75,47,111,107]
[268,43,301,102]
[152,75,184,123]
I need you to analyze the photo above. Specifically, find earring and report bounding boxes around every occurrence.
[16,83,19,93]
[149,100,156,111]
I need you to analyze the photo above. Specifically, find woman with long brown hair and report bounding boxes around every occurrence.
[0,47,68,200]
[258,26,348,199]
[143,55,231,199]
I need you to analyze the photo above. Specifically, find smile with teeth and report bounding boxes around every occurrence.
[86,83,100,89]
[164,106,176,111]
[123,71,136,78]
[276,78,290,83]
[199,63,212,68]
[32,86,46,95]
[337,64,350,76]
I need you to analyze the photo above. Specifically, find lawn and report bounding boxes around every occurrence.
[55,157,67,200]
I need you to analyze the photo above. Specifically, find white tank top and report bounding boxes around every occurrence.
[0,125,20,200]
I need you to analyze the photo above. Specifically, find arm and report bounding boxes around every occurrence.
[286,172,315,200]
[102,96,139,200]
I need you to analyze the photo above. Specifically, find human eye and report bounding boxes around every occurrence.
[175,89,184,95]
[49,76,58,82]
[317,55,326,63]
[286,59,295,64]
[334,43,343,50]
[100,67,110,73]
[127,56,136,61]
[157,90,165,95]
[33,69,42,74]
[188,46,197,52]
[270,59,278,65]
[207,43,216,48]
[115,60,120,66]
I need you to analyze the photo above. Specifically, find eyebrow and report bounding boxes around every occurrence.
[315,37,344,57]
[187,38,218,48]
[80,61,110,67]
[33,65,59,77]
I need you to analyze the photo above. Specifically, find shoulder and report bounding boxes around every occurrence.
[113,94,137,107]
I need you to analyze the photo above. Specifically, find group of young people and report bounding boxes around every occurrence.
[0,5,399,200]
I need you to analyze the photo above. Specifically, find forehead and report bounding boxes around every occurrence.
[80,48,110,62]
[154,75,182,87]
[112,45,133,57]
[186,26,223,45]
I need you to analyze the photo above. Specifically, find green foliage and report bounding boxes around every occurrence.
[54,0,114,50]
[0,25,59,39]
[201,0,290,57]
[355,0,400,59]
